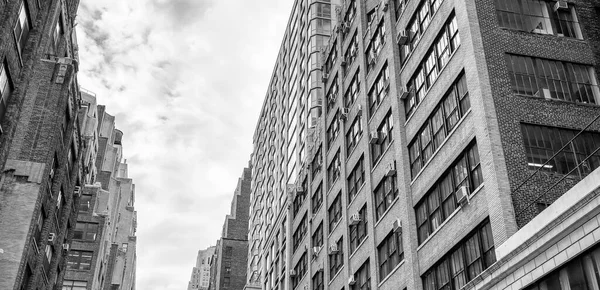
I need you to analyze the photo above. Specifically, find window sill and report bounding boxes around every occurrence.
[409,108,472,185]
[498,27,585,42]
[371,140,395,173]
[367,91,390,125]
[514,93,600,109]
[328,266,345,285]
[347,183,366,209]
[378,260,406,287]
[345,133,364,162]
[349,236,369,260]
[374,196,400,228]
[416,184,485,252]
[328,219,342,238]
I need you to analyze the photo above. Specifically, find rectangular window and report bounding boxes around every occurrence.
[0,61,13,126]
[327,150,341,189]
[505,54,600,104]
[79,194,92,213]
[344,70,361,108]
[405,13,460,117]
[368,63,390,117]
[292,253,308,289]
[292,215,307,252]
[409,73,470,177]
[394,0,409,19]
[521,124,600,176]
[346,116,363,154]
[343,33,359,75]
[349,205,368,253]
[371,111,394,165]
[311,146,323,179]
[343,0,357,26]
[326,75,339,113]
[62,280,87,290]
[328,193,342,233]
[415,142,482,244]
[374,174,398,220]
[292,188,306,218]
[400,0,442,65]
[324,41,338,74]
[67,250,93,270]
[327,111,341,149]
[353,259,371,290]
[73,222,98,241]
[496,0,583,39]
[329,237,344,279]
[312,222,323,248]
[347,156,365,202]
[365,20,386,72]
[312,270,324,290]
[378,230,404,281]
[312,183,323,213]
[422,220,495,290]
[14,1,31,58]
[51,14,63,54]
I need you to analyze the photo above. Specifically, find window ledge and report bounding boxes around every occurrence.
[367,92,390,125]
[374,196,400,228]
[514,93,600,109]
[409,108,472,185]
[416,184,485,252]
[349,236,369,260]
[328,220,342,238]
[498,27,585,42]
[371,140,395,173]
[378,260,406,287]
[328,266,345,285]
[347,183,366,209]
[345,133,364,162]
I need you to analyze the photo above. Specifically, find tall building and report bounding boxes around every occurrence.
[247,0,600,290]
[209,166,252,290]
[0,0,85,289]
[188,246,215,290]
[62,92,138,290]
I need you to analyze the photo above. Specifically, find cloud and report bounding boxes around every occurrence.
[76,1,292,289]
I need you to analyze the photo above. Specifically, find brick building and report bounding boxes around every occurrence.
[188,246,215,290]
[0,0,85,289]
[209,166,252,290]
[247,0,600,290]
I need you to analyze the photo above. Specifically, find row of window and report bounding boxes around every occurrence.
[400,0,442,65]
[292,215,308,252]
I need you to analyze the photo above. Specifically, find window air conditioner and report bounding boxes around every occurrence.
[48,233,56,243]
[296,185,305,195]
[328,244,339,254]
[399,86,410,100]
[349,213,361,225]
[62,243,70,251]
[397,30,409,45]
[554,1,568,11]
[534,88,552,100]
[369,131,380,144]
[393,219,402,233]
[340,107,350,120]
[73,186,81,197]
[312,246,321,255]
[457,186,470,207]
[322,73,330,83]
[355,104,362,117]
[386,162,397,177]
[348,275,356,286]
[290,270,297,277]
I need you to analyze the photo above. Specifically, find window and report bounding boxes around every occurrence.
[73,222,98,241]
[326,76,339,112]
[14,2,31,58]
[327,150,341,189]
[374,174,398,220]
[312,183,323,213]
[223,277,230,287]
[51,14,63,54]
[327,111,340,149]
[312,222,323,248]
[368,64,390,117]
[416,142,483,244]
[405,14,460,117]
[349,205,367,253]
[343,0,357,26]
[79,194,92,213]
[292,215,307,252]
[394,0,409,19]
[422,220,495,290]
[312,270,324,290]
[378,230,404,281]
[371,111,394,165]
[312,146,323,179]
[409,73,470,177]
[67,250,93,270]
[324,41,338,74]
[0,61,13,126]
[292,188,306,218]
[344,70,360,108]
[346,116,363,154]
[62,280,87,290]
[400,0,442,65]
[292,253,308,289]
[353,259,371,290]
[505,54,600,104]
[365,20,386,72]
[496,0,582,39]
[347,156,365,202]
[328,193,342,233]
[521,124,600,176]
[343,33,358,75]
[329,237,344,278]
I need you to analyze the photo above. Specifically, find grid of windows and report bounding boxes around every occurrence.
[496,0,582,39]
[368,63,390,117]
[378,230,404,281]
[0,61,13,125]
[73,222,98,241]
[344,70,361,108]
[343,0,357,26]
[408,73,470,177]
[67,250,93,270]
[312,270,324,290]
[312,222,324,248]
[400,0,442,65]
[416,142,483,244]
[521,123,600,176]
[405,14,460,117]
[371,111,394,165]
[326,76,339,112]
[365,20,386,72]
[312,183,323,213]
[62,280,87,290]
[374,175,398,220]
[347,156,365,202]
[353,259,371,290]
[292,215,307,252]
[422,220,495,290]
[346,116,363,154]
[328,193,342,233]
[292,253,308,289]
[505,54,600,104]
[343,33,358,75]
[327,150,341,189]
[329,237,344,279]
[327,111,340,149]
[349,205,367,253]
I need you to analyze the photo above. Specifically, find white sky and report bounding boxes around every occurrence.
[75,1,293,289]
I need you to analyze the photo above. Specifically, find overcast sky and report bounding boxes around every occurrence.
[75,1,292,289]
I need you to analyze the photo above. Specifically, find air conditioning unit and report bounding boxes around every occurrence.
[393,219,402,233]
[369,131,380,144]
[312,246,321,255]
[348,275,356,286]
[349,213,361,225]
[290,270,297,277]
[534,88,552,100]
[340,107,350,120]
[554,1,568,11]
[62,243,70,251]
[48,233,56,243]
[368,58,376,69]
[328,95,336,104]
[341,60,348,67]
[457,186,470,207]
[386,162,397,177]
[317,264,324,272]
[328,244,339,254]
[342,22,350,34]
[399,86,410,100]
[381,0,389,12]
[73,186,81,197]
[397,30,409,45]
[355,104,362,116]
[322,73,330,83]
[296,185,305,195]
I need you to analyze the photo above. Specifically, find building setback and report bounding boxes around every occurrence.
[188,246,215,290]
[247,0,600,290]
[209,166,252,290]
[0,0,85,289]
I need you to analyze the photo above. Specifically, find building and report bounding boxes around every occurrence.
[209,166,252,290]
[62,92,138,290]
[0,0,85,289]
[188,246,215,290]
[247,0,600,290]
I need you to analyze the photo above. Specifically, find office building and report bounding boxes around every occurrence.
[247,0,600,290]
[188,246,215,290]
